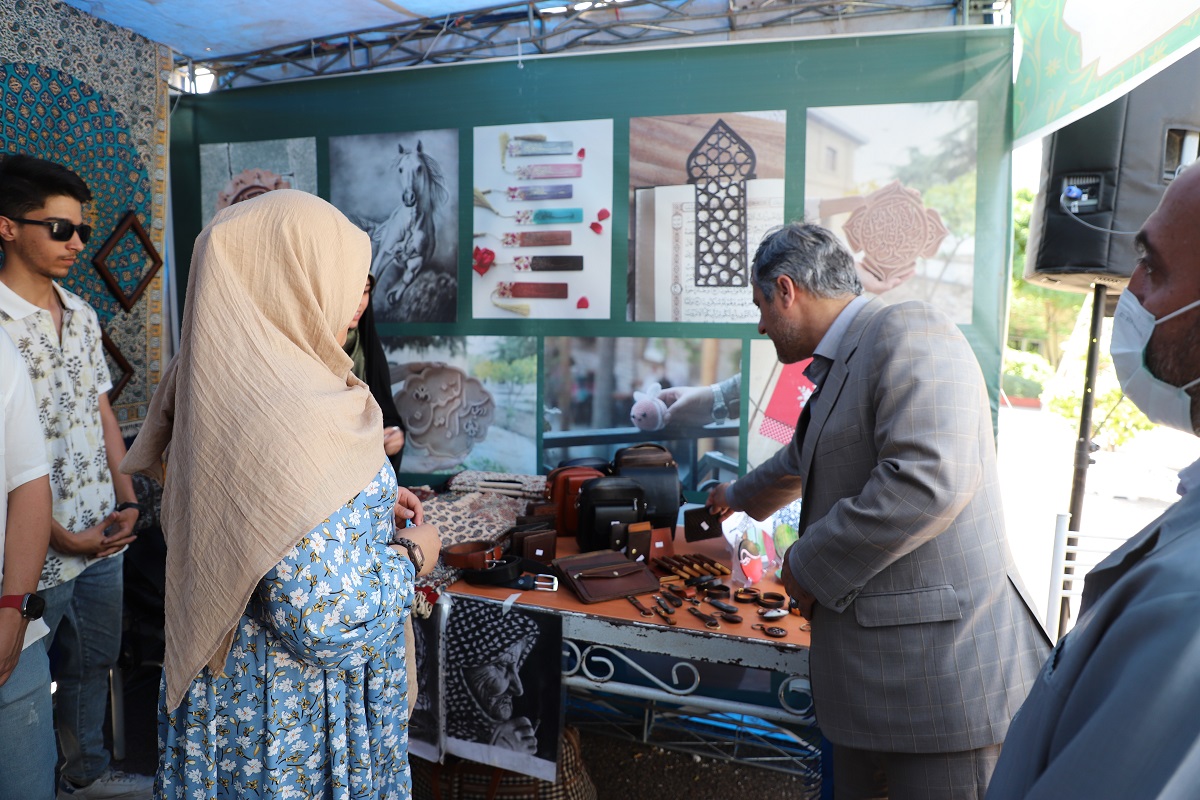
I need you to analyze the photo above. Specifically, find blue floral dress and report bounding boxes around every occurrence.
[158,462,415,799]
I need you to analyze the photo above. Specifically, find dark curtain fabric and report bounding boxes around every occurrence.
[357,298,405,474]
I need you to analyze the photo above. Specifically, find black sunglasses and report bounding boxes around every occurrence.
[10,217,92,244]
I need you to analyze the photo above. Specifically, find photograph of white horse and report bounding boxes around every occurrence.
[330,129,459,323]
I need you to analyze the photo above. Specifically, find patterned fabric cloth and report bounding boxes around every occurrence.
[0,2,172,432]
[0,280,115,589]
[158,462,416,800]
[415,490,526,593]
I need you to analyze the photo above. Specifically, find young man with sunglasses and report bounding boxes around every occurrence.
[0,155,152,799]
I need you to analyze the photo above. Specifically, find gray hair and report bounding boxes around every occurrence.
[751,221,863,301]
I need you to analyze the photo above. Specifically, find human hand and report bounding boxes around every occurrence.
[780,555,816,620]
[659,385,715,427]
[855,262,916,295]
[491,716,538,754]
[394,486,424,527]
[705,482,737,521]
[383,427,405,456]
[50,514,136,558]
[0,612,27,688]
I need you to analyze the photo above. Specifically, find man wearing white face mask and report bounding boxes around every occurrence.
[986,165,1200,799]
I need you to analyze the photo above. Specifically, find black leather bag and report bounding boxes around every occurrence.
[611,444,682,530]
[575,477,646,552]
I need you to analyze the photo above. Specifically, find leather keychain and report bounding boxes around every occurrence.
[706,597,739,614]
[652,605,677,626]
[659,590,683,608]
[653,595,676,615]
[626,595,654,617]
[688,606,721,629]
[753,623,788,638]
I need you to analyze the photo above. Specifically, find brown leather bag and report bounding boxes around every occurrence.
[544,465,603,537]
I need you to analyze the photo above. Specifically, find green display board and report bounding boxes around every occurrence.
[170,26,1014,484]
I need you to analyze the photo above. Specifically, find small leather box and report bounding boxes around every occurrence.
[683,505,724,542]
[624,521,654,561]
[513,528,557,564]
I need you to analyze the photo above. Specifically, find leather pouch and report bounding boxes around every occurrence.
[545,465,604,537]
[513,528,558,564]
[624,521,654,562]
[683,505,725,542]
[612,443,676,470]
[553,549,660,603]
[575,476,646,552]
[612,444,682,530]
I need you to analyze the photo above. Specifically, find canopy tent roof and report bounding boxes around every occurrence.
[60,0,1009,89]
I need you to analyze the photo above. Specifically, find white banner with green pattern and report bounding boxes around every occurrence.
[1015,0,1200,147]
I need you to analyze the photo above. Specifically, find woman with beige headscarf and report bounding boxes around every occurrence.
[122,190,440,799]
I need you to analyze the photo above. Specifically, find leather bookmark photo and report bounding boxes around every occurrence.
[502,230,572,247]
[498,282,569,299]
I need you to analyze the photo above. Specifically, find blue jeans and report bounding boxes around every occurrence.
[0,641,56,800]
[41,553,124,786]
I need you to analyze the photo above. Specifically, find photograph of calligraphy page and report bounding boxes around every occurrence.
[648,179,784,324]
[628,110,786,323]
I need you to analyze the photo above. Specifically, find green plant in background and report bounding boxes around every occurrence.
[1046,384,1153,449]
[1007,188,1083,368]
[1002,346,1053,398]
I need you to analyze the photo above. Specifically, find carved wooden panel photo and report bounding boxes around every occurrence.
[805,102,978,324]
[379,335,538,475]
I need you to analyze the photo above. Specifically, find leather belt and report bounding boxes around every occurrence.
[461,555,559,591]
[462,555,524,586]
[442,540,505,571]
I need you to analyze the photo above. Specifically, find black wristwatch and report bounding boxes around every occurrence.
[0,593,46,621]
[394,537,425,572]
[115,502,143,513]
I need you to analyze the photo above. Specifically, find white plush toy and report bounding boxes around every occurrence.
[630,381,669,431]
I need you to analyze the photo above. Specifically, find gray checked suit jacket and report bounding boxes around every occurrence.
[730,298,1050,753]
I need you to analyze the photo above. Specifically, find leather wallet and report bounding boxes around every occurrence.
[624,521,654,562]
[683,505,725,542]
[553,550,660,603]
[513,528,557,564]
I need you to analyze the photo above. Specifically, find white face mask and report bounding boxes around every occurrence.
[1110,291,1200,433]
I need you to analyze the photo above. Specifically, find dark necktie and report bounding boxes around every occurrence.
[795,356,829,534]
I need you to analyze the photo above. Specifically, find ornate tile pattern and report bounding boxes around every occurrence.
[0,0,170,432]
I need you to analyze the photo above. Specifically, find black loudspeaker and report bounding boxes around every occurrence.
[1025,48,1200,294]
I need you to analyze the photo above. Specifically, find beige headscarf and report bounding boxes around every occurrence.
[123,190,384,711]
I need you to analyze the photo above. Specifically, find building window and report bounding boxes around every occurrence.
[824,146,838,171]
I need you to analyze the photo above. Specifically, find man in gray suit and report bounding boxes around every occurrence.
[708,222,1050,799]
[987,166,1200,798]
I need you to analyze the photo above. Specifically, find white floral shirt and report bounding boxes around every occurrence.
[0,280,115,589]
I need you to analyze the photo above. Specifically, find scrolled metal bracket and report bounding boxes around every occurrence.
[563,640,701,695]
